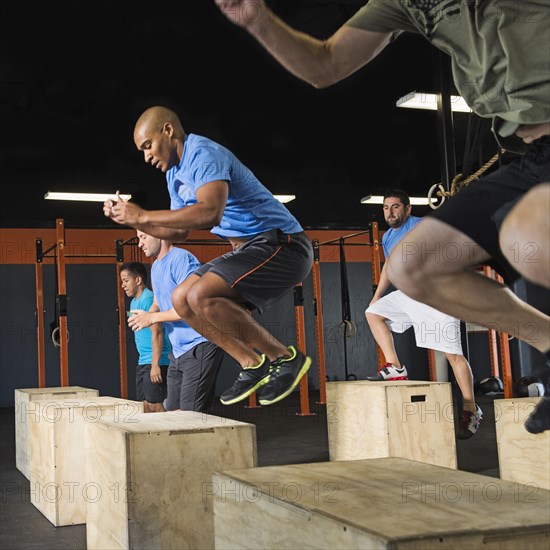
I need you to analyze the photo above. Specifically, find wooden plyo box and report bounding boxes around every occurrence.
[14,386,99,479]
[28,396,143,527]
[214,457,550,549]
[495,397,550,490]
[86,411,257,550]
[327,381,457,468]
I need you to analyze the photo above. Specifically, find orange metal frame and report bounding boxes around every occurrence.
[370,222,387,367]
[56,219,70,386]
[35,260,46,388]
[295,283,314,416]
[245,309,261,409]
[115,262,129,399]
[493,271,513,398]
[427,349,438,382]
[35,219,129,395]
[311,240,327,404]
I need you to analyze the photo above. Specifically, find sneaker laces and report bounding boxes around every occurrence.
[269,347,297,378]
[267,361,283,379]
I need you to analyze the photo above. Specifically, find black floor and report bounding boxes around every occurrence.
[0,392,501,550]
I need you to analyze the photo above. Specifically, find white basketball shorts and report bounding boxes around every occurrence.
[366,290,463,355]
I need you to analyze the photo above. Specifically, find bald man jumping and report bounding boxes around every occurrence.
[104,106,313,407]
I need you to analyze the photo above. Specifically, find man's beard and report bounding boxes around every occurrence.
[386,215,403,228]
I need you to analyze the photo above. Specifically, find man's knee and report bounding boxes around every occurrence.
[365,311,384,326]
[445,353,467,366]
[186,281,217,316]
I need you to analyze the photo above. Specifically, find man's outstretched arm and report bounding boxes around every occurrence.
[215,0,392,88]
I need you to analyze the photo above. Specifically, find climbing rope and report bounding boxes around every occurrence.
[428,148,505,209]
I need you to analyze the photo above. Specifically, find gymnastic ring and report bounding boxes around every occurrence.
[427,183,447,210]
[338,320,357,338]
[51,326,70,348]
[346,374,358,381]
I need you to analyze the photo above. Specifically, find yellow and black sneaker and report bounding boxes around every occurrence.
[258,346,311,406]
[220,355,271,405]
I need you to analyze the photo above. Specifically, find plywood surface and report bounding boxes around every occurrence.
[87,411,257,549]
[216,458,550,541]
[14,386,99,478]
[28,396,143,526]
[327,381,456,468]
[495,398,550,490]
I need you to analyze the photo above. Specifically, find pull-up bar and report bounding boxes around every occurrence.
[319,229,372,247]
[310,223,382,399]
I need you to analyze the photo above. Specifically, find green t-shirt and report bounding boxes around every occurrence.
[346,0,550,152]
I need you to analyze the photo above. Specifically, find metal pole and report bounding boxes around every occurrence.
[436,51,456,191]
[370,222,386,366]
[311,240,327,404]
[495,273,513,398]
[35,240,46,387]
[115,258,129,399]
[295,283,314,416]
[55,219,69,386]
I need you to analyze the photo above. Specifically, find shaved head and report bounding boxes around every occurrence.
[133,106,186,172]
[134,106,184,139]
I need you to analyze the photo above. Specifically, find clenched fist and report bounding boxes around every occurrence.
[214,0,268,30]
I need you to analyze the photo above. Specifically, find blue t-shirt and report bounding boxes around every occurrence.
[151,247,208,359]
[130,288,172,365]
[166,133,303,239]
[382,215,423,258]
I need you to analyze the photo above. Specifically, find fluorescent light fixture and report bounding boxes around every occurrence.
[46,190,292,204]
[274,194,296,203]
[396,91,472,113]
[361,195,436,206]
[44,191,132,202]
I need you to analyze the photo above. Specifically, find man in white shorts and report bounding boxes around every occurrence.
[365,190,482,439]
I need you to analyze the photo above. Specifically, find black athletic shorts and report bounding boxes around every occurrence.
[165,341,224,411]
[428,136,550,285]
[194,229,313,313]
[135,363,168,403]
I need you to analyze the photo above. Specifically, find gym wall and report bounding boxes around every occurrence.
[2,227,544,407]
[2,227,399,406]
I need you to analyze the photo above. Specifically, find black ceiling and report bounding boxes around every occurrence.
[0,0,494,230]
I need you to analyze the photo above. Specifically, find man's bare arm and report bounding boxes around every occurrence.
[215,0,392,88]
[104,181,228,240]
[370,262,391,305]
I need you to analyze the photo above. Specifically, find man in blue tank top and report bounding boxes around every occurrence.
[105,106,313,407]
[120,262,171,412]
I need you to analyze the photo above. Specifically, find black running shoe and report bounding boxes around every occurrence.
[220,355,270,405]
[524,396,550,434]
[258,346,311,406]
